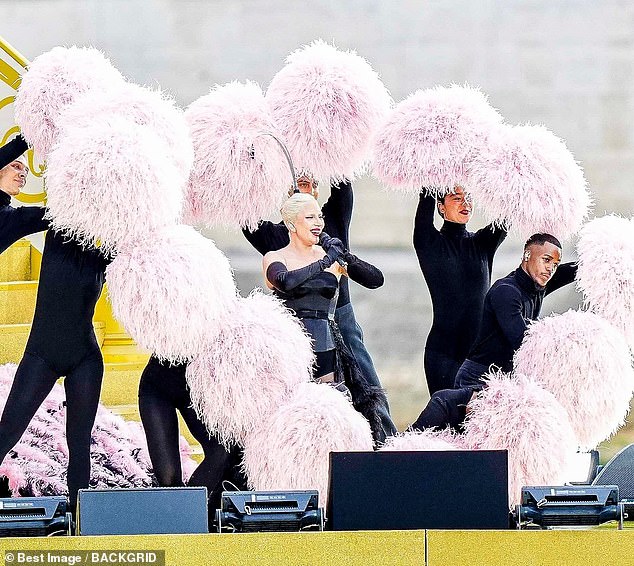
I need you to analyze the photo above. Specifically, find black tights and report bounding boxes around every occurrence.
[0,351,104,506]
[138,357,245,515]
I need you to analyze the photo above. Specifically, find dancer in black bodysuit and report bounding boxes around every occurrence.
[264,193,387,444]
[138,357,246,522]
[414,189,507,395]
[411,234,576,431]
[245,173,396,437]
[0,229,109,507]
[0,135,47,254]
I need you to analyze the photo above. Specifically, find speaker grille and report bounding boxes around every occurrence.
[593,444,634,499]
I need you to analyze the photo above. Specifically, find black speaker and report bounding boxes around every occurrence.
[77,488,208,535]
[327,450,509,530]
[593,444,634,499]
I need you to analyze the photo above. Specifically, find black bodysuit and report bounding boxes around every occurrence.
[413,194,507,394]
[0,136,47,254]
[0,230,109,506]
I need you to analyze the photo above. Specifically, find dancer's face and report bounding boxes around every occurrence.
[0,156,28,196]
[438,186,472,224]
[289,175,319,199]
[291,200,324,245]
[522,242,561,287]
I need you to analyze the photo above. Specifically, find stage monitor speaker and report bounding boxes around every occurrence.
[327,450,509,531]
[593,444,634,500]
[77,487,208,536]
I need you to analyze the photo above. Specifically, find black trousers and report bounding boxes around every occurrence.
[0,349,104,506]
[138,357,246,517]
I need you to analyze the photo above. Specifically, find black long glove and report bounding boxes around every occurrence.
[322,232,384,289]
[266,252,337,293]
[343,252,384,289]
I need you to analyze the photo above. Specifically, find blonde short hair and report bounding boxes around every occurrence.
[280,193,318,230]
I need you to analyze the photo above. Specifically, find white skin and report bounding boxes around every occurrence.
[0,155,28,196]
[263,199,346,383]
[437,186,473,224]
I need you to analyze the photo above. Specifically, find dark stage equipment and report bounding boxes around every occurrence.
[77,487,208,535]
[0,496,71,537]
[215,490,324,532]
[515,485,623,529]
[327,450,510,531]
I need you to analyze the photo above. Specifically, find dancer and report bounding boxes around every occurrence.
[263,192,388,443]
[414,187,507,395]
[411,233,576,431]
[245,172,396,437]
[0,228,109,508]
[138,356,246,522]
[0,135,47,254]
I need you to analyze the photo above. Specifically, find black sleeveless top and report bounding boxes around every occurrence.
[273,271,339,352]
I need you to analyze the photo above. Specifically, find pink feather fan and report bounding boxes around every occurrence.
[576,215,634,348]
[464,372,577,507]
[14,45,125,159]
[106,225,238,363]
[242,382,373,506]
[266,39,392,181]
[371,84,503,196]
[381,428,465,451]
[186,290,314,447]
[515,310,634,450]
[184,81,290,229]
[466,123,591,240]
[45,113,184,256]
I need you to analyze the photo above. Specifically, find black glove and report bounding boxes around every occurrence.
[320,233,346,265]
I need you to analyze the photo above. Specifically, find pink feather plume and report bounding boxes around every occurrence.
[266,39,392,181]
[106,225,238,363]
[14,45,125,158]
[184,81,290,229]
[371,84,503,196]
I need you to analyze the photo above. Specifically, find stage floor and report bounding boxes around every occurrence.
[1,529,633,566]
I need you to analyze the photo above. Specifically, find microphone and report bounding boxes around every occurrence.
[319,232,347,267]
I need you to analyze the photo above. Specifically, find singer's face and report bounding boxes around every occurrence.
[293,200,324,245]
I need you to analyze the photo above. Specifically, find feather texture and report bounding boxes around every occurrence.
[371,84,503,195]
[106,226,238,363]
[184,81,290,229]
[186,290,314,447]
[266,39,392,181]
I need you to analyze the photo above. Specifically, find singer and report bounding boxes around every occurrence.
[262,192,388,444]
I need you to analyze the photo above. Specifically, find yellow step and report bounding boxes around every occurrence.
[101,361,146,406]
[0,280,37,324]
[102,345,151,364]
[0,321,106,365]
[0,239,31,282]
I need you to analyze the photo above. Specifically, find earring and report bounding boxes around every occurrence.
[523,252,530,261]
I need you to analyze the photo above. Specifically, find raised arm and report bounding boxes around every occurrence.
[413,193,439,250]
[474,221,508,261]
[242,221,290,255]
[0,135,28,170]
[322,179,353,248]
[545,262,578,296]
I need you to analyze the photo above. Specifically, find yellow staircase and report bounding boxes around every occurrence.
[0,237,202,457]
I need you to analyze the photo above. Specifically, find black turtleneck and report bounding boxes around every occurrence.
[0,136,48,254]
[413,194,507,361]
[468,263,577,372]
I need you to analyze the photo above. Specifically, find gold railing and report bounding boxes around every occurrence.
[0,34,46,203]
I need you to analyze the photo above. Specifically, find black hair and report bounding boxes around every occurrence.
[524,233,562,251]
